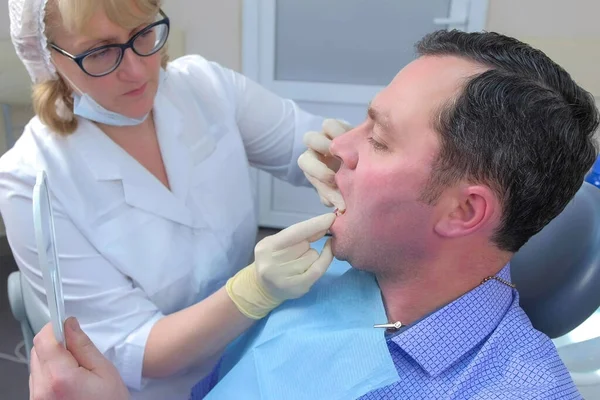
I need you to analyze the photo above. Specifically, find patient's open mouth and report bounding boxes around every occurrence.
[334,208,346,217]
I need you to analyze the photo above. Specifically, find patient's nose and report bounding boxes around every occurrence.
[330,131,358,170]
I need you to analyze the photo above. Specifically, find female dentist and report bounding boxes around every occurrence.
[1,0,350,399]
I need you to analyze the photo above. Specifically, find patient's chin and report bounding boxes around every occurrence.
[331,234,353,264]
[331,238,374,272]
[330,235,346,259]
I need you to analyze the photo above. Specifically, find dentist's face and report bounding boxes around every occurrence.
[49,8,162,120]
[329,55,484,275]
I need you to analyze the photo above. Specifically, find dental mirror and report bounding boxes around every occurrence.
[33,170,66,346]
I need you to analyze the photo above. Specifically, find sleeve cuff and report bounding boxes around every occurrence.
[112,312,165,391]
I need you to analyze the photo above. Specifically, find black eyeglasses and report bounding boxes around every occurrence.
[50,9,170,77]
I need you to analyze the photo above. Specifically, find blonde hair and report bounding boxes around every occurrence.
[33,0,169,135]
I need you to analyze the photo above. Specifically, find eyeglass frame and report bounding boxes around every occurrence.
[49,9,170,78]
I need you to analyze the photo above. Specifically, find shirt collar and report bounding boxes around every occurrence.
[389,264,515,377]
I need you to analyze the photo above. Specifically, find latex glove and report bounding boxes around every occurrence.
[29,318,129,400]
[298,119,353,211]
[226,213,335,319]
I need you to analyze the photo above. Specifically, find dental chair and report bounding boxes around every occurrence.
[511,181,600,339]
[510,181,600,396]
[7,271,38,362]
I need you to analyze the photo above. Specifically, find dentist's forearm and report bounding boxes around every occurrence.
[142,287,255,379]
[142,213,335,379]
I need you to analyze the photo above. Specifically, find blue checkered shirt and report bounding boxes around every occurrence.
[191,264,580,399]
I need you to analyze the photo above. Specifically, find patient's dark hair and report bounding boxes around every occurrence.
[416,30,599,252]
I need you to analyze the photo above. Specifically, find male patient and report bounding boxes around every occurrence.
[28,30,598,400]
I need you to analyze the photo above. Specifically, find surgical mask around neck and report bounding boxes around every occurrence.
[72,92,149,126]
[67,69,166,127]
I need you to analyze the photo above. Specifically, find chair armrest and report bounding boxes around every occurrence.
[8,271,27,323]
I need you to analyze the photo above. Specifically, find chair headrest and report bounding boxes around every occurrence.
[511,182,600,338]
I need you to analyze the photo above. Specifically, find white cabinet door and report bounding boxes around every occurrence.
[244,0,489,228]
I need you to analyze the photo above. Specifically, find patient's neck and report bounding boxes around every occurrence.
[375,247,511,326]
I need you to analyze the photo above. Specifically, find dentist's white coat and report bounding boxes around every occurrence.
[0,55,323,400]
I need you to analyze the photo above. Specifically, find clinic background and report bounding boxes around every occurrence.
[0,0,599,399]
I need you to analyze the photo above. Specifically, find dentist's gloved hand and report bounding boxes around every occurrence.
[226,213,335,319]
[298,119,353,211]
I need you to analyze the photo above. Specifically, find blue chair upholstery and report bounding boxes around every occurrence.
[511,182,600,339]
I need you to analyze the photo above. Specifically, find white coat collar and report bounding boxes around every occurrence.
[68,80,211,228]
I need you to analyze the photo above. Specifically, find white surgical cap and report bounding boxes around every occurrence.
[9,0,57,84]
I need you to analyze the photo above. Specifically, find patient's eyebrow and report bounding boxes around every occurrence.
[367,104,392,133]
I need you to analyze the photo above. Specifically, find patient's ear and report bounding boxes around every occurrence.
[433,185,498,238]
